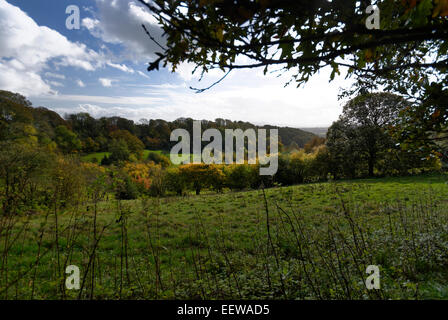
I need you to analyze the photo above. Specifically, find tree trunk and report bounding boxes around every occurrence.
[368,155,375,177]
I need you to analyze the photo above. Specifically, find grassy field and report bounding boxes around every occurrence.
[1,174,448,300]
[81,152,111,164]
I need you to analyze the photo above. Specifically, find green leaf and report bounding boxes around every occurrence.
[279,36,294,60]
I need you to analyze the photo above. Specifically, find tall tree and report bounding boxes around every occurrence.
[109,129,145,159]
[54,125,82,154]
[327,92,407,177]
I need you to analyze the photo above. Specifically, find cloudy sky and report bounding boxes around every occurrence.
[0,0,352,127]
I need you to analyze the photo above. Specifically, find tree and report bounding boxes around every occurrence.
[179,164,225,195]
[0,90,32,109]
[50,156,87,207]
[139,1,447,86]
[110,129,145,159]
[326,92,432,178]
[307,145,331,181]
[114,173,140,200]
[326,120,360,179]
[0,142,54,215]
[108,139,131,163]
[342,93,407,176]
[275,150,314,185]
[304,136,326,153]
[139,0,448,146]
[55,125,82,153]
[144,136,163,150]
[164,167,187,195]
[66,113,99,139]
[225,164,256,190]
[391,83,448,165]
[83,137,99,153]
[147,152,171,168]
[0,91,36,144]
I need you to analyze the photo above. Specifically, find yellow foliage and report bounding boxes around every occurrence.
[433,0,448,17]
[81,162,106,174]
[123,162,161,190]
[290,149,316,162]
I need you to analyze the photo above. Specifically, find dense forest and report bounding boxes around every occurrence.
[0,90,315,155]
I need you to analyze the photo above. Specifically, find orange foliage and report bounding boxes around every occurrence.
[123,162,160,190]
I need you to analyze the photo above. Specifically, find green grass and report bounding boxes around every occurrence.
[143,149,165,158]
[1,174,448,300]
[81,152,111,164]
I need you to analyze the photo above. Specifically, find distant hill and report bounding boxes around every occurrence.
[0,90,66,142]
[300,127,328,137]
[0,90,318,151]
[263,125,317,148]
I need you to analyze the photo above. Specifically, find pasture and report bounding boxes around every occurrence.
[1,174,447,299]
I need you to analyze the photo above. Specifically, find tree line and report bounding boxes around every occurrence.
[0,89,443,215]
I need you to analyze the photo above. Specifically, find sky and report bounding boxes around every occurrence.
[0,0,353,128]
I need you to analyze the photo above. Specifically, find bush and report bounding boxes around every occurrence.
[147,152,171,168]
[224,164,256,190]
[164,167,186,196]
[178,164,225,195]
[108,139,130,163]
[115,174,140,200]
[101,155,112,166]
[123,162,165,196]
[50,155,87,207]
[0,142,56,214]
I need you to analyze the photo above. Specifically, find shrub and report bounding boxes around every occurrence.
[109,139,130,163]
[164,167,186,196]
[0,142,55,214]
[224,164,255,190]
[114,172,140,200]
[147,152,171,168]
[50,155,87,207]
[179,164,225,195]
[101,155,112,166]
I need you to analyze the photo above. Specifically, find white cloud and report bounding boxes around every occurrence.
[78,0,245,83]
[81,17,100,31]
[137,70,150,78]
[60,103,156,119]
[1,0,353,127]
[45,72,65,80]
[82,0,165,61]
[0,0,104,96]
[48,80,64,87]
[39,67,350,127]
[174,63,196,82]
[44,93,164,106]
[76,80,86,88]
[107,62,134,73]
[0,61,54,96]
[99,78,115,87]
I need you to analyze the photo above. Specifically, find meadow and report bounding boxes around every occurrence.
[1,173,447,300]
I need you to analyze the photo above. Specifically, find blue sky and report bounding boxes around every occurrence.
[0,0,351,127]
